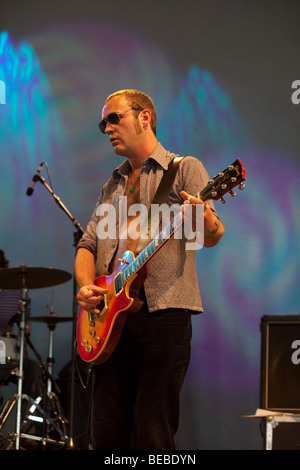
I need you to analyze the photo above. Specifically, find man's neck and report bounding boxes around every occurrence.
[128,139,158,171]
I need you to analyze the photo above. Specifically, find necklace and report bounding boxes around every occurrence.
[128,171,140,193]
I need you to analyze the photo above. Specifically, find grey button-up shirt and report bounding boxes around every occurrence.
[77,143,218,313]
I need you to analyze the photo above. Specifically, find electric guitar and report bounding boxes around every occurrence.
[76,159,246,364]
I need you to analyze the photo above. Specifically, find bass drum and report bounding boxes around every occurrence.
[0,332,20,380]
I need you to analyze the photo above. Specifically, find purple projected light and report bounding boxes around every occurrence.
[191,149,300,392]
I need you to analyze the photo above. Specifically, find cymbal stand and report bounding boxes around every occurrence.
[0,313,68,448]
[0,393,65,449]
[0,275,31,449]
[25,328,68,447]
[44,315,68,443]
[15,279,28,450]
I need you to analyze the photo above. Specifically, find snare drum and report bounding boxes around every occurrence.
[0,332,19,378]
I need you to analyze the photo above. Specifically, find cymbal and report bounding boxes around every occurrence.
[31,314,73,327]
[0,265,72,289]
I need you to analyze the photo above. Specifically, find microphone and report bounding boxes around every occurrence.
[26,162,45,196]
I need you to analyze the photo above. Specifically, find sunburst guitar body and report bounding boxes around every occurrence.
[76,250,147,364]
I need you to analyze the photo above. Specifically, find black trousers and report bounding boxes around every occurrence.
[90,302,192,450]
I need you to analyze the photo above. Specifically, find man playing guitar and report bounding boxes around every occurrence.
[75,89,225,450]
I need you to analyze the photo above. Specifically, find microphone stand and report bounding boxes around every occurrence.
[33,175,84,449]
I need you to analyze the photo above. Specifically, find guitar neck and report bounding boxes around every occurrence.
[114,211,182,295]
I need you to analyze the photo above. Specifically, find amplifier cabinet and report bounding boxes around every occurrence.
[260,315,300,412]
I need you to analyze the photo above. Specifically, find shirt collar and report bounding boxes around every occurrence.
[146,142,170,170]
[112,159,131,180]
[113,142,170,180]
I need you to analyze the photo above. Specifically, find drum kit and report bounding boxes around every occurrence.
[0,264,73,450]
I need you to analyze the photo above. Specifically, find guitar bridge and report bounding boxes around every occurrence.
[88,311,95,327]
[87,295,108,328]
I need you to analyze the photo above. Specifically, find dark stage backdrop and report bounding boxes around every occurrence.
[0,0,300,450]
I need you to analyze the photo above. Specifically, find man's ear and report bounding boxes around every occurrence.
[139,109,151,129]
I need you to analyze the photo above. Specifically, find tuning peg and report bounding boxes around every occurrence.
[239,183,245,190]
[228,190,236,197]
[220,197,226,204]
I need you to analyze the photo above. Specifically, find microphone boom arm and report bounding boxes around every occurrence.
[34,175,84,235]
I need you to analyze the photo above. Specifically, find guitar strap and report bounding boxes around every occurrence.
[135,156,185,254]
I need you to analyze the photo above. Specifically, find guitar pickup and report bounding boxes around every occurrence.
[96,298,105,311]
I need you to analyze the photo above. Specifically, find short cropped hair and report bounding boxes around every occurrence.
[105,89,157,136]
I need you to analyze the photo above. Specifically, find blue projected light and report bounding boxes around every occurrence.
[161,65,251,162]
[0,30,74,382]
[0,80,5,104]
[0,31,68,267]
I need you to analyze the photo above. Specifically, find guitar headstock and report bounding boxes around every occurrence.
[200,158,246,203]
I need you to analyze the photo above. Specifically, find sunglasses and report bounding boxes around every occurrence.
[98,112,123,134]
[99,107,143,134]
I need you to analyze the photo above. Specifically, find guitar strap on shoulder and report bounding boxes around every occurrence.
[135,156,185,254]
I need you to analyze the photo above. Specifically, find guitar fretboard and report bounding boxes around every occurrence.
[114,210,183,295]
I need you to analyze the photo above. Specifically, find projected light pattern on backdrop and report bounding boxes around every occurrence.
[161,65,251,161]
[0,31,68,266]
[0,31,75,368]
[192,152,300,375]
[1,21,300,450]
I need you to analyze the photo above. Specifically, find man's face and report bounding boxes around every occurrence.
[101,95,142,157]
